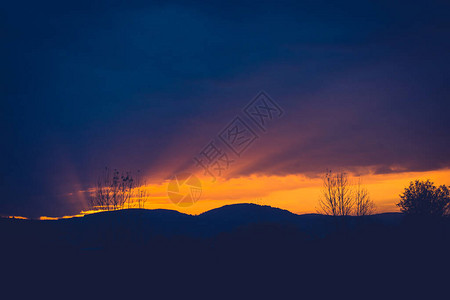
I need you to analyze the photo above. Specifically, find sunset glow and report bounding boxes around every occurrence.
[3,1,450,295]
[98,168,450,216]
[2,0,449,221]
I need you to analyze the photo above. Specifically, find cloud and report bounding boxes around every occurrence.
[2,0,449,217]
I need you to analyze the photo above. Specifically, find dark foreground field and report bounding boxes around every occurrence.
[2,204,450,297]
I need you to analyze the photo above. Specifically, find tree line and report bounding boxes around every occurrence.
[89,167,449,217]
[317,170,450,218]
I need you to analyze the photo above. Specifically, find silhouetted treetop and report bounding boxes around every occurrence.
[397,180,450,217]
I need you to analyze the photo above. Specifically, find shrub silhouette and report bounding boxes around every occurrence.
[397,180,450,217]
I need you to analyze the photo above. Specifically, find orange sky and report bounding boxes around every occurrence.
[122,168,450,216]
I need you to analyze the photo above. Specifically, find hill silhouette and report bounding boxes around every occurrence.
[1,204,405,247]
[2,204,449,297]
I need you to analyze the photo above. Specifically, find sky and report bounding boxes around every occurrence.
[2,0,450,218]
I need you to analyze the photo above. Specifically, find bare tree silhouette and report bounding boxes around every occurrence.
[134,170,150,209]
[120,171,134,209]
[89,167,118,211]
[318,170,353,216]
[317,170,375,216]
[90,167,146,211]
[354,178,375,216]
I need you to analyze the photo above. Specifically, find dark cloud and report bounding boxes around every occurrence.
[1,0,449,217]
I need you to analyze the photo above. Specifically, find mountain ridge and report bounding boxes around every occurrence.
[1,203,404,244]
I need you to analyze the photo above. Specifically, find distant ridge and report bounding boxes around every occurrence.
[200,203,296,217]
[1,203,404,245]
